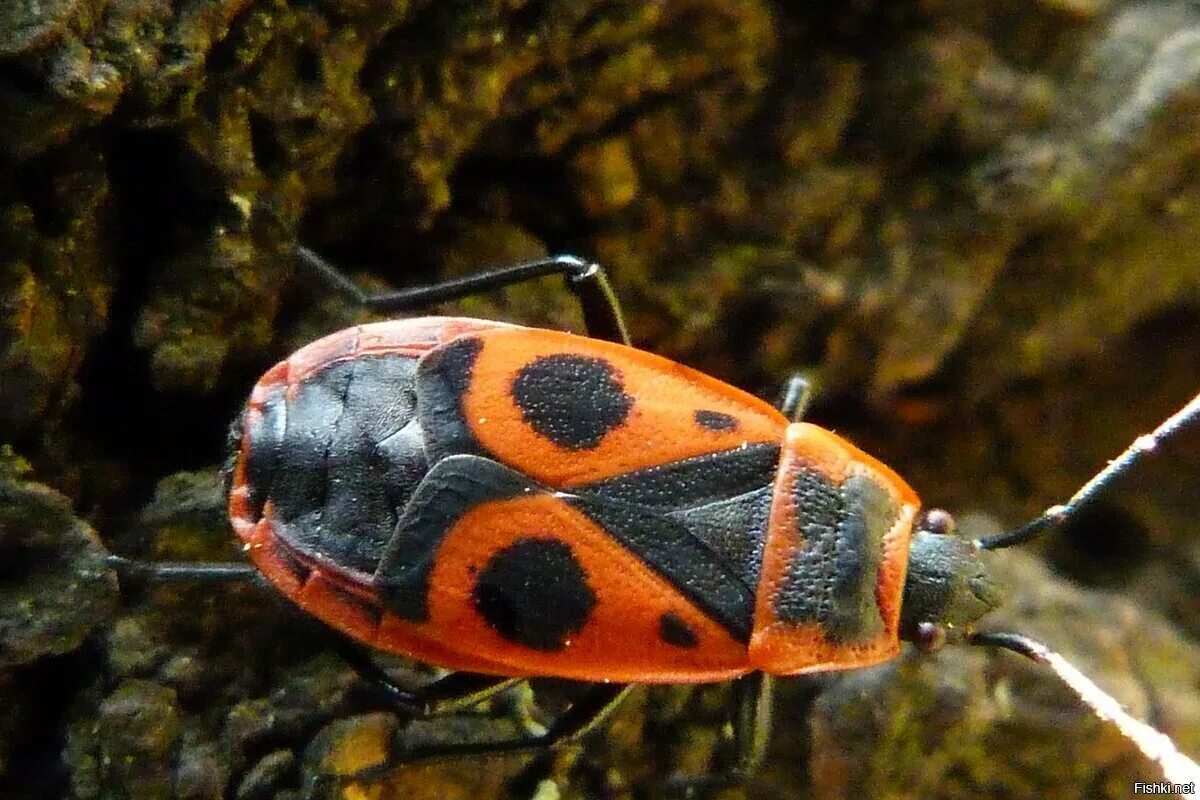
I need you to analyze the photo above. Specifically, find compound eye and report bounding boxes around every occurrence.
[915,621,948,653]
[919,508,956,536]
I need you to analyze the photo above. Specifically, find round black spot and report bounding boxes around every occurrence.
[693,409,739,432]
[510,354,633,449]
[472,537,597,651]
[659,612,699,648]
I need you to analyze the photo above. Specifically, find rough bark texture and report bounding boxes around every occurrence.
[1,1,1198,798]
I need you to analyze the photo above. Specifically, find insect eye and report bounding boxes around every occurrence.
[918,508,956,536]
[915,622,947,653]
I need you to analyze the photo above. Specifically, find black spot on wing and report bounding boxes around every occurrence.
[510,354,632,450]
[773,470,897,643]
[693,409,739,431]
[472,538,597,651]
[659,612,699,648]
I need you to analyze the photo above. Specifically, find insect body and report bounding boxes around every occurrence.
[227,315,990,685]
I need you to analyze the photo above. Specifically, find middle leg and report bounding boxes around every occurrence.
[777,373,813,422]
[664,672,775,794]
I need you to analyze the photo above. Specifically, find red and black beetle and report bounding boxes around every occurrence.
[109,244,1200,788]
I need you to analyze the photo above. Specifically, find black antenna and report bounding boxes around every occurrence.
[969,631,1200,788]
[976,390,1200,551]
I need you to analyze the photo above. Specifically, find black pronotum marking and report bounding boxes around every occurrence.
[472,537,597,651]
[659,612,699,648]
[772,470,898,643]
[693,409,739,432]
[510,353,633,449]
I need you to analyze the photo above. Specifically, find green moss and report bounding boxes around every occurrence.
[0,445,33,480]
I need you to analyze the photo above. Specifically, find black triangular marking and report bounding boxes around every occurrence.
[579,443,779,510]
[564,493,755,642]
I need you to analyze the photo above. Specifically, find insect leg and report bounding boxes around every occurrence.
[105,554,259,584]
[294,245,631,345]
[776,373,813,422]
[728,672,774,776]
[378,682,633,764]
[663,672,774,794]
[329,632,521,716]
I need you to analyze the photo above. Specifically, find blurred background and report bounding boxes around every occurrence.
[1,1,1198,798]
